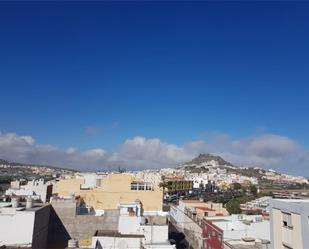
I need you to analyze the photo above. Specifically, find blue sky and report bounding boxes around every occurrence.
[0,2,309,174]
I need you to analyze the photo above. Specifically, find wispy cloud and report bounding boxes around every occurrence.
[0,131,307,175]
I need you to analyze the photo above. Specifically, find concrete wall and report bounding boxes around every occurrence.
[50,200,119,247]
[47,205,71,249]
[32,205,51,249]
[169,205,203,249]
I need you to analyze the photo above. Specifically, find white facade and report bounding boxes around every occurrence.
[206,214,270,243]
[6,179,52,203]
[0,205,34,246]
[0,202,49,248]
[92,201,174,249]
[80,173,106,189]
[92,236,142,249]
[270,199,309,249]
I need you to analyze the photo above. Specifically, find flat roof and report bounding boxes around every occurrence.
[181,200,201,203]
[209,219,230,223]
[94,230,144,238]
[0,202,49,213]
[196,207,214,211]
[273,199,309,203]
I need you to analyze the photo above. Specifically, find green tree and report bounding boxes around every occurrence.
[233,183,242,190]
[250,185,258,196]
[226,199,241,214]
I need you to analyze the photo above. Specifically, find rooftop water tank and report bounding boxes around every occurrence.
[67,239,78,248]
[11,197,19,208]
[26,197,33,209]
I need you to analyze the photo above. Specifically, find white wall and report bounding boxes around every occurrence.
[118,216,141,234]
[81,174,102,189]
[144,245,176,249]
[92,236,142,249]
[169,205,186,231]
[141,225,169,244]
[0,211,35,246]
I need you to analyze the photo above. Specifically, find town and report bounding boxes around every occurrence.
[1,154,309,249]
[1,1,308,249]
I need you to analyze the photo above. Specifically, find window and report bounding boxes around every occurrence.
[131,183,138,190]
[282,212,293,229]
[212,230,216,237]
[146,184,153,191]
[131,182,153,191]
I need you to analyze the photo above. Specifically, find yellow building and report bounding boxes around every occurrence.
[55,174,163,212]
[162,178,193,194]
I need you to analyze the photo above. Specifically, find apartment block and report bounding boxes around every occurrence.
[55,173,163,212]
[270,199,309,249]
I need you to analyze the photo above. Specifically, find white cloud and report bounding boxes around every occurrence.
[109,136,193,169]
[0,131,307,174]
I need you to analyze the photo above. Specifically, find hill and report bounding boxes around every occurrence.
[0,158,77,172]
[177,153,272,179]
[184,153,234,167]
[177,153,237,173]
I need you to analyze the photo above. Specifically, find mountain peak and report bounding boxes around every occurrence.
[186,153,233,166]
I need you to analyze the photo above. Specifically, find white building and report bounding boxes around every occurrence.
[0,199,50,248]
[79,173,106,189]
[240,196,272,213]
[92,200,175,249]
[270,199,309,249]
[206,214,270,244]
[5,179,53,203]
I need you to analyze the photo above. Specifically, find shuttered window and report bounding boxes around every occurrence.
[282,212,293,229]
